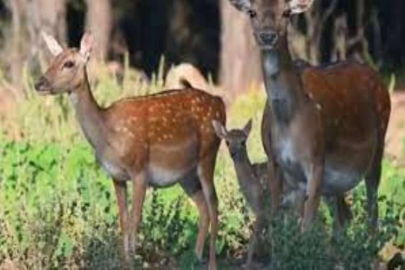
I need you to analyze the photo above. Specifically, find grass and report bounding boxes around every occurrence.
[0,61,404,269]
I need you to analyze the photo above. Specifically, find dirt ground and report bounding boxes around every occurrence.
[385,91,405,163]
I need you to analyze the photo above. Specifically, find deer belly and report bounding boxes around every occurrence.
[147,164,190,187]
[322,135,376,194]
[322,167,363,195]
[148,136,199,187]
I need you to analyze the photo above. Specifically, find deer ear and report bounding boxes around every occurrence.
[41,31,63,56]
[288,0,314,14]
[79,32,94,61]
[242,119,252,137]
[212,120,228,139]
[228,0,252,13]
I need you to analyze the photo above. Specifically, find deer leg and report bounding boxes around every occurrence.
[112,180,130,261]
[302,164,323,231]
[335,194,352,229]
[129,171,147,257]
[326,195,351,238]
[198,154,218,270]
[246,211,264,267]
[180,175,210,261]
[268,160,282,214]
[365,147,383,232]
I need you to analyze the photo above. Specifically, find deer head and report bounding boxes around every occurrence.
[213,119,252,159]
[228,0,314,49]
[35,32,94,95]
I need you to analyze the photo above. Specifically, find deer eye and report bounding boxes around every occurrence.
[63,61,75,69]
[248,9,257,18]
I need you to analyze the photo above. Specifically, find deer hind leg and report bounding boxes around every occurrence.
[113,180,130,262]
[268,159,283,214]
[128,171,147,258]
[180,174,210,261]
[198,152,219,270]
[365,146,383,232]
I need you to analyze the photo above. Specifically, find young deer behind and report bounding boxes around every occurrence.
[35,32,226,270]
[213,119,269,266]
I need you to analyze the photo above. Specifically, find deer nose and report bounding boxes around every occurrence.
[35,76,50,92]
[259,32,278,46]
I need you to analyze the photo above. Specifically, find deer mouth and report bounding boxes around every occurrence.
[35,77,54,95]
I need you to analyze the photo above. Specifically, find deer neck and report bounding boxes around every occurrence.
[261,33,306,123]
[69,69,108,151]
[232,150,256,188]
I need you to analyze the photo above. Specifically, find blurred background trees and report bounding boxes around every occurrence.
[0,0,403,99]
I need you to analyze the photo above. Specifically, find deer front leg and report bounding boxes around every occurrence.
[302,163,323,231]
[129,171,147,258]
[246,211,264,267]
[112,180,130,261]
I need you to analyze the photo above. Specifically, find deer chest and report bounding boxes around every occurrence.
[97,154,130,181]
[274,138,307,183]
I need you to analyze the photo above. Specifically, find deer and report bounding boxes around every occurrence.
[212,119,306,266]
[227,0,391,232]
[212,119,268,266]
[34,32,226,270]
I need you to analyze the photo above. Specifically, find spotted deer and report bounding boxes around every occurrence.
[35,32,226,270]
[227,0,391,231]
[212,119,268,266]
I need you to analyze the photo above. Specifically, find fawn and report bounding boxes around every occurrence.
[213,119,269,266]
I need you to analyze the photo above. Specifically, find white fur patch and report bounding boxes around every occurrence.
[147,164,185,187]
[99,158,128,181]
[279,138,295,164]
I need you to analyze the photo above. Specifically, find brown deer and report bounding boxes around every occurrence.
[212,119,268,266]
[35,32,226,270]
[227,0,391,231]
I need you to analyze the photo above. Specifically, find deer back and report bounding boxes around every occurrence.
[103,88,226,170]
[301,62,391,146]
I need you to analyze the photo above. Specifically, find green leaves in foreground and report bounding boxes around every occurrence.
[0,138,404,269]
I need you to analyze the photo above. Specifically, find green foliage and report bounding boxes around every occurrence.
[261,187,402,270]
[379,161,405,247]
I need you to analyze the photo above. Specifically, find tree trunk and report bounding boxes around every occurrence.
[290,0,337,64]
[29,0,66,41]
[85,0,112,61]
[8,0,25,97]
[28,0,66,70]
[219,0,262,96]
[331,14,348,62]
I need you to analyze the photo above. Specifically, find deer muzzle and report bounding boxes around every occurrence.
[35,76,52,95]
[257,31,278,49]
